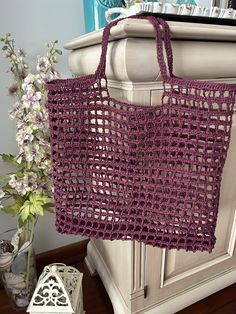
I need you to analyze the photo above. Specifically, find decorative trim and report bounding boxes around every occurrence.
[87,240,130,314]
[108,80,164,90]
[163,253,234,287]
[85,254,98,277]
[108,78,236,92]
[131,242,146,297]
[161,202,236,286]
[134,268,236,314]
[228,198,236,256]
[160,249,166,288]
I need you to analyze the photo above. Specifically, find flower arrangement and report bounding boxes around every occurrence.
[0,34,62,310]
[0,33,61,245]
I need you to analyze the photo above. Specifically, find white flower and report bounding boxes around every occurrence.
[16,145,33,163]
[16,125,34,145]
[50,67,59,79]
[4,50,11,58]
[37,57,50,73]
[0,189,5,209]
[16,56,23,64]
[15,133,45,180]
[16,137,50,165]
[33,140,51,165]
[9,173,38,196]
[1,40,62,210]
[34,143,45,164]
[22,74,42,91]
[9,102,21,120]
[25,111,48,130]
[25,144,38,163]
[35,74,43,85]
[16,152,23,164]
[39,159,51,174]
[22,83,34,93]
[0,190,5,199]
[23,74,35,85]
[40,68,59,81]
[22,89,41,110]
[24,172,38,189]
[16,119,24,130]
[18,48,26,57]
[9,174,18,189]
[39,138,50,149]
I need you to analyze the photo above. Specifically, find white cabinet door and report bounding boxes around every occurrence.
[135,110,236,314]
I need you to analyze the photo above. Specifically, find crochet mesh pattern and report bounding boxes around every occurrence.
[47,16,236,252]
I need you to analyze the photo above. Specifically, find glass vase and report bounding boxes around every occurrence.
[0,229,37,311]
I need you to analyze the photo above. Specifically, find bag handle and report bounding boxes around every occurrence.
[95,15,174,80]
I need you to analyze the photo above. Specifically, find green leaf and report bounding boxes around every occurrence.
[1,183,13,190]
[30,193,52,206]
[43,203,54,212]
[0,173,12,183]
[55,49,62,55]
[13,194,25,206]
[31,203,44,216]
[0,154,19,166]
[19,201,30,222]
[18,193,51,222]
[1,202,20,216]
[18,213,35,228]
[15,170,25,178]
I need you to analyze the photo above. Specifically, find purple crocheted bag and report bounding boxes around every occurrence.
[47,16,236,252]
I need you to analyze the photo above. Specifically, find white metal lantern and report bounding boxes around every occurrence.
[27,263,84,314]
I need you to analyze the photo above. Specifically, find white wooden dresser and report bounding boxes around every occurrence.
[64,18,236,314]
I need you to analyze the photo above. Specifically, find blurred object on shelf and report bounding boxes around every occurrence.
[83,0,123,33]
[105,1,236,21]
[228,0,236,9]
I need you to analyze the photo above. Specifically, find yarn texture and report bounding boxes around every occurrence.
[47,16,236,252]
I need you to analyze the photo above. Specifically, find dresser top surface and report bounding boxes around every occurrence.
[64,18,236,50]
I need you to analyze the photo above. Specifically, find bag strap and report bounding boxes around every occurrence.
[95,15,174,80]
[156,17,173,77]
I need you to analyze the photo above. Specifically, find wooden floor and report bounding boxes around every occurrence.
[0,241,235,314]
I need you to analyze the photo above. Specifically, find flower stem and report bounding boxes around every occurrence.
[25,216,37,290]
